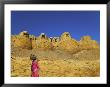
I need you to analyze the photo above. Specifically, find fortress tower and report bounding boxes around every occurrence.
[11,31,100,52]
[11,31,32,49]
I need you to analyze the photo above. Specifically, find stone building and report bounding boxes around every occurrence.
[79,36,99,50]
[11,31,100,52]
[11,31,32,49]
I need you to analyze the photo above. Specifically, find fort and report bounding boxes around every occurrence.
[11,31,99,53]
[11,31,100,77]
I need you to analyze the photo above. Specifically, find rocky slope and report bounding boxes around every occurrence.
[11,31,100,77]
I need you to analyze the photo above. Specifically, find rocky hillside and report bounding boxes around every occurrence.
[11,31,100,77]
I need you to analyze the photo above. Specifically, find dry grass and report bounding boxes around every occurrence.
[39,59,100,77]
[11,49,100,77]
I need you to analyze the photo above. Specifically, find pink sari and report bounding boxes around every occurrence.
[31,60,39,77]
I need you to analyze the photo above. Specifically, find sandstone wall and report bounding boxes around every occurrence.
[33,33,52,50]
[58,32,80,53]
[11,36,32,49]
[79,36,99,50]
[11,31,32,49]
[51,37,60,49]
[35,39,52,50]
[11,31,100,52]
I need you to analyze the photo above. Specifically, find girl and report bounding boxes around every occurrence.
[30,54,39,77]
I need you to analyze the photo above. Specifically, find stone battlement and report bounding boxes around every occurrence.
[11,31,99,53]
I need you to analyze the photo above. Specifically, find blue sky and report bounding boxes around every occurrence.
[11,11,100,43]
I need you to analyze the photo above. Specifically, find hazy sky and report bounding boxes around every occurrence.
[11,11,100,43]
